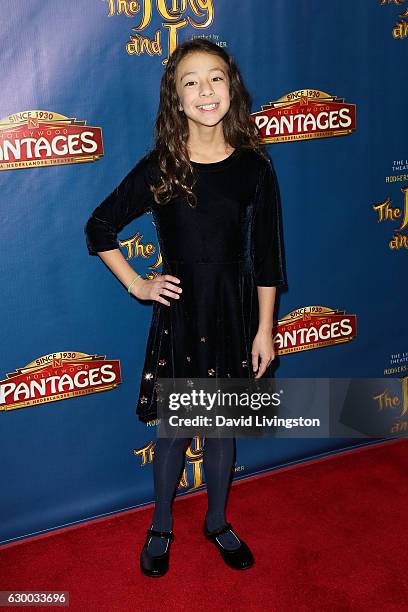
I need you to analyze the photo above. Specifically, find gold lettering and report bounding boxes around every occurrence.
[127,29,162,56]
[392,18,408,38]
[106,0,214,62]
[132,0,152,29]
[400,377,408,416]
[105,0,116,16]
[372,198,398,222]
[157,0,183,21]
[186,436,204,488]
[373,388,400,411]
[390,419,408,434]
[178,467,189,489]
[134,441,155,466]
[104,0,140,17]
[397,187,408,230]
[162,20,188,64]
[389,232,408,249]
[380,0,408,6]
[188,0,214,29]
[188,457,205,489]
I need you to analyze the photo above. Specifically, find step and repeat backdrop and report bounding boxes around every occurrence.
[1,0,407,544]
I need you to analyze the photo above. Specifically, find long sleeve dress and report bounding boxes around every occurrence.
[84,146,287,424]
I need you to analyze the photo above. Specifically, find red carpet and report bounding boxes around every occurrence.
[1,439,408,611]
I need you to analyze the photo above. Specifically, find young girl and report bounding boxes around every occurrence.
[85,38,286,577]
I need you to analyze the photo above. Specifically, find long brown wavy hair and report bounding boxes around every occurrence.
[148,38,268,208]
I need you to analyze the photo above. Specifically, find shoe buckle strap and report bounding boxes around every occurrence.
[207,522,233,538]
[147,527,174,540]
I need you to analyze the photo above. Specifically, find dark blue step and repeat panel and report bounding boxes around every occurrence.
[1,0,407,544]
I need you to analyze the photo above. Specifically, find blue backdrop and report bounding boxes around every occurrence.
[1,0,407,545]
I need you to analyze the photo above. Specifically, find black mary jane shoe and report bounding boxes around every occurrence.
[140,527,175,577]
[203,521,254,570]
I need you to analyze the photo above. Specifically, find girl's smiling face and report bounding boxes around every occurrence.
[175,51,231,127]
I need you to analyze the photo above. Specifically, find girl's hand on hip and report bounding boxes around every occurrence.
[131,274,182,306]
[251,331,275,379]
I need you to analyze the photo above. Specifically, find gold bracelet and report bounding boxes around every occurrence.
[127,273,142,294]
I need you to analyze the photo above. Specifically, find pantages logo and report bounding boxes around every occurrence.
[0,110,104,171]
[0,352,121,411]
[251,89,356,144]
[380,0,408,39]
[104,0,214,64]
[372,185,408,250]
[274,306,357,355]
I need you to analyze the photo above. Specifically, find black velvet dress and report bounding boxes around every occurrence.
[84,146,287,424]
